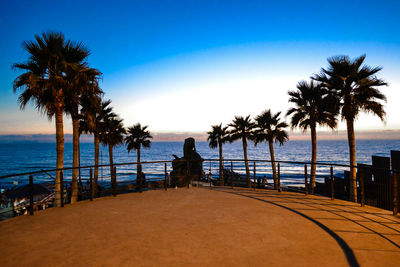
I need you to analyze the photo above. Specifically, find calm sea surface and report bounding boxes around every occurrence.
[0,140,399,188]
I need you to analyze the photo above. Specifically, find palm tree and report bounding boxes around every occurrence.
[80,97,115,198]
[312,55,387,201]
[229,115,255,188]
[64,64,102,204]
[125,123,152,187]
[254,110,289,189]
[287,81,337,194]
[100,117,125,191]
[207,124,230,185]
[12,32,89,206]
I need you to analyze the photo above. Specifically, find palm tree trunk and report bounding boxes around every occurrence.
[108,144,114,188]
[71,117,79,204]
[219,142,224,186]
[242,138,251,188]
[268,139,277,189]
[93,133,100,198]
[137,147,141,167]
[310,125,317,194]
[346,118,357,202]
[137,147,141,186]
[55,109,64,207]
[78,141,82,189]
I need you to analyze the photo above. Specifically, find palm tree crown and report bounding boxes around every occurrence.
[254,110,288,145]
[125,123,152,153]
[79,98,115,136]
[64,64,102,118]
[287,80,337,131]
[13,32,90,116]
[100,117,126,148]
[207,124,230,149]
[312,55,387,122]
[229,115,255,142]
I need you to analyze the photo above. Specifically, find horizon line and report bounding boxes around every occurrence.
[0,129,399,142]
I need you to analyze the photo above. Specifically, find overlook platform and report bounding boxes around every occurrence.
[1,187,400,266]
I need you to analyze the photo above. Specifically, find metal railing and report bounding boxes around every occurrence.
[1,156,399,219]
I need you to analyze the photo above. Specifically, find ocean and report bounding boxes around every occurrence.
[0,139,399,189]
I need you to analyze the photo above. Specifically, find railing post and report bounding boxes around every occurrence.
[139,164,143,193]
[29,175,34,215]
[209,169,212,189]
[60,171,64,207]
[231,161,234,188]
[112,166,117,197]
[188,160,191,189]
[253,161,256,190]
[89,168,93,201]
[220,158,224,187]
[359,166,365,207]
[278,163,281,192]
[164,163,168,190]
[393,171,399,216]
[330,166,334,200]
[304,164,308,195]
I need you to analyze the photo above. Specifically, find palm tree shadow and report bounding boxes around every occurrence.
[215,187,361,267]
[239,188,400,245]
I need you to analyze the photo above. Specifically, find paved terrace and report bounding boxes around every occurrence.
[1,187,400,266]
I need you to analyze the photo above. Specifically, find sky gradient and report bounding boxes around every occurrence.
[1,0,400,138]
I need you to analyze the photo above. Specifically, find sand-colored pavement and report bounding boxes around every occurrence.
[1,187,400,266]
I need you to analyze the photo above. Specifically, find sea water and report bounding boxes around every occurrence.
[0,139,399,189]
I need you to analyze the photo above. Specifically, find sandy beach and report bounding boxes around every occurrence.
[1,187,400,266]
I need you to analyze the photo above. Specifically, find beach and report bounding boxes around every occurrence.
[1,187,400,266]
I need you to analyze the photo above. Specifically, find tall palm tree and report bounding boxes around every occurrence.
[229,115,255,188]
[13,32,89,206]
[100,117,126,188]
[312,55,387,202]
[80,97,115,198]
[125,123,152,187]
[207,124,230,185]
[64,64,102,204]
[287,81,337,193]
[254,110,289,189]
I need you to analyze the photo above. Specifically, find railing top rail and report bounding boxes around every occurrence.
[0,158,396,180]
[0,160,173,180]
[206,158,352,168]
[205,158,397,172]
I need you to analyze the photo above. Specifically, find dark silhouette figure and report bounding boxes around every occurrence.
[171,138,204,187]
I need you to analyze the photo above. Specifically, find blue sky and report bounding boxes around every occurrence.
[1,0,400,136]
